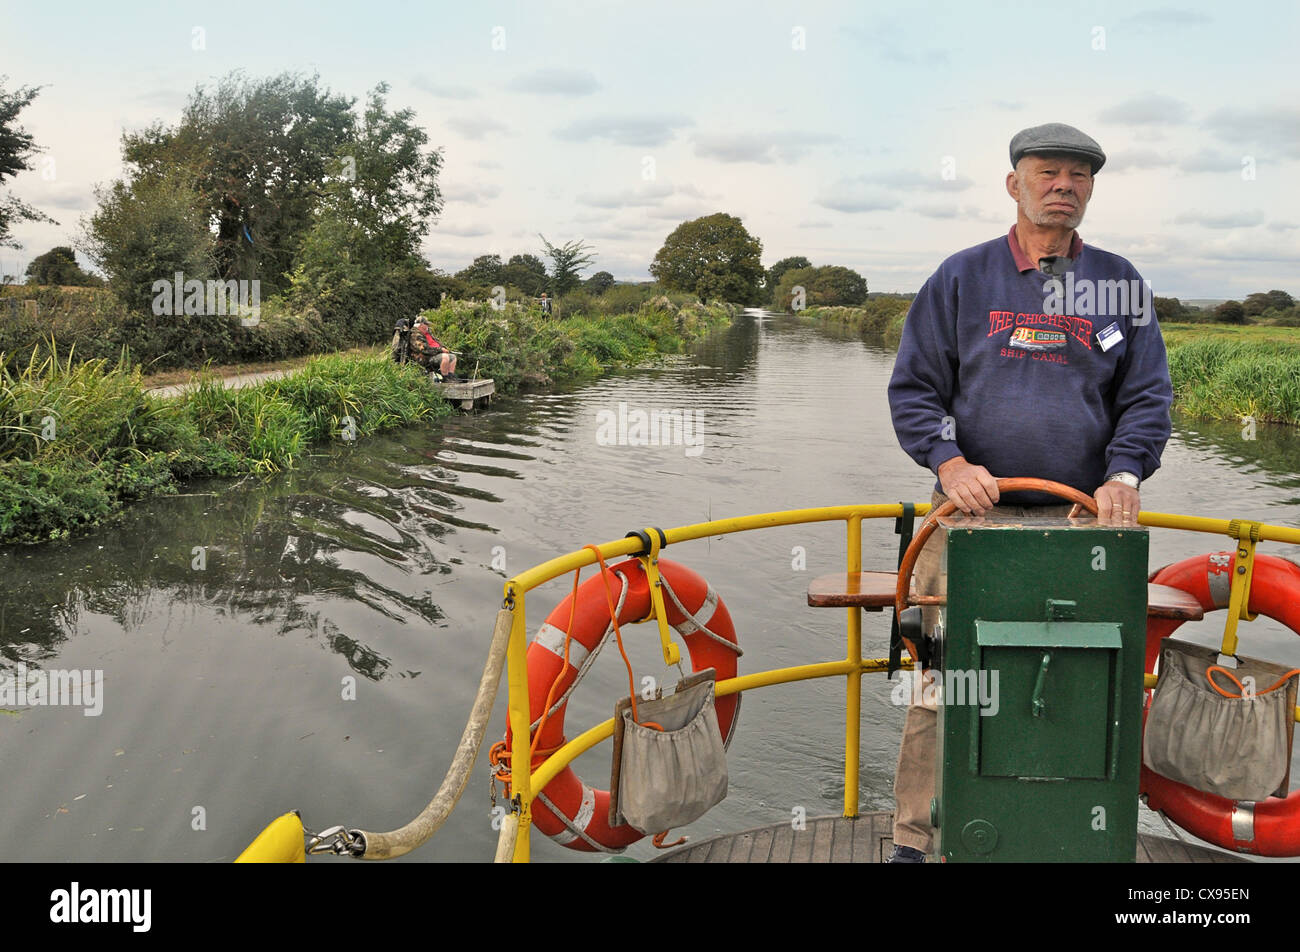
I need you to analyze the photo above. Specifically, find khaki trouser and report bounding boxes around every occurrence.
[891,490,1073,853]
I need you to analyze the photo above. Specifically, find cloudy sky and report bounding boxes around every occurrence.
[2,0,1297,297]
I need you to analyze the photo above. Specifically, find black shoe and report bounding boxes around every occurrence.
[887,844,926,864]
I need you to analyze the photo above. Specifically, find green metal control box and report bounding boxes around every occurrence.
[932,514,1148,862]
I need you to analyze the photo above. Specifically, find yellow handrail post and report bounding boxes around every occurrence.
[844,514,864,819]
[1220,520,1262,658]
[504,585,534,863]
[639,528,682,667]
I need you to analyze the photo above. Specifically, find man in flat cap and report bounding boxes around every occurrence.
[883,123,1172,861]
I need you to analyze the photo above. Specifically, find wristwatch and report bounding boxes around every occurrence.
[1106,472,1140,489]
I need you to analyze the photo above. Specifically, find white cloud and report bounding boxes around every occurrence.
[1172,209,1266,229]
[1178,149,1242,174]
[411,76,479,100]
[693,132,838,164]
[817,193,900,214]
[446,116,511,140]
[443,182,502,206]
[1105,149,1176,172]
[1203,106,1300,160]
[553,115,692,148]
[432,222,492,238]
[1098,95,1194,126]
[507,68,601,96]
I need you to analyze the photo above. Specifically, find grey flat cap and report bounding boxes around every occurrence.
[1010,123,1105,173]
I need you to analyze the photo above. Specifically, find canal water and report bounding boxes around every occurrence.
[3,309,1299,863]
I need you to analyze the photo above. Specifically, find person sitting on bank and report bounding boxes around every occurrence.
[391,317,411,364]
[408,315,458,380]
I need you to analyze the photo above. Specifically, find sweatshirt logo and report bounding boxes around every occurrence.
[1008,327,1066,351]
[988,310,1093,349]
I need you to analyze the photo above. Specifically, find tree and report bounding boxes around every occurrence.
[508,253,546,274]
[1264,289,1295,311]
[808,265,868,306]
[772,266,814,311]
[24,246,102,286]
[539,234,595,297]
[121,71,356,295]
[1244,289,1295,316]
[1154,296,1196,323]
[79,169,216,314]
[0,77,55,248]
[585,270,615,294]
[288,83,443,318]
[650,213,764,304]
[455,254,504,286]
[766,256,811,298]
[500,252,548,295]
[771,265,868,311]
[1214,300,1246,324]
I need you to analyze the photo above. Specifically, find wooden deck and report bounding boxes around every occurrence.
[650,812,1247,863]
[431,377,494,409]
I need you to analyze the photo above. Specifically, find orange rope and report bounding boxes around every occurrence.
[529,563,585,761]
[1207,665,1300,699]
[582,544,659,730]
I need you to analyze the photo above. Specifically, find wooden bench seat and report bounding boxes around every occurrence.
[807,572,908,611]
[807,572,1206,621]
[1146,583,1205,620]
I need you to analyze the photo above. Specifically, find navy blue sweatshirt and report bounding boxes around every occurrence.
[888,228,1173,506]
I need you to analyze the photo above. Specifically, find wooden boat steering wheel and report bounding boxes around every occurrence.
[892,478,1100,657]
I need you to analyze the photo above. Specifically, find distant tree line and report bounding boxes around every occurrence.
[453,237,606,299]
[1156,290,1297,326]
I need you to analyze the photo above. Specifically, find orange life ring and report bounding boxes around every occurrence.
[1142,550,1300,855]
[505,557,741,853]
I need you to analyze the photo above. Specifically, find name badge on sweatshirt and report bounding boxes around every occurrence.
[1096,322,1123,352]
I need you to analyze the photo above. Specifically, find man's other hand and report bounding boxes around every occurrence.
[936,456,1000,515]
[1091,481,1140,526]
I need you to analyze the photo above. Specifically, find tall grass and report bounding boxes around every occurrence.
[1165,336,1300,425]
[0,349,449,543]
[800,299,912,349]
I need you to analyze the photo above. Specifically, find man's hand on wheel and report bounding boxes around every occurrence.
[1068,482,1139,525]
[936,456,1000,515]
[1092,481,1140,526]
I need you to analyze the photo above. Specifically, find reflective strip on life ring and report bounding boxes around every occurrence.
[505,558,741,853]
[1142,551,1300,855]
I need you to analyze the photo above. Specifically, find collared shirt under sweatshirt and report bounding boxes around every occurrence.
[888,227,1173,505]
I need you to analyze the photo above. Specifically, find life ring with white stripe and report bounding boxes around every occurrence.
[506,557,741,853]
[1141,551,1300,855]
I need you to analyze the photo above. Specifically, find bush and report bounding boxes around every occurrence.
[1214,300,1247,324]
[800,298,911,347]
[420,297,733,392]
[0,348,451,542]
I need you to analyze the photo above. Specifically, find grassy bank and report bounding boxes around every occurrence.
[0,350,451,544]
[0,300,738,544]
[1161,324,1300,425]
[800,306,1300,427]
[421,298,739,391]
[798,299,912,350]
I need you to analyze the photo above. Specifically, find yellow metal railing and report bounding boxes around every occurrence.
[493,504,1300,863]
[239,502,1300,858]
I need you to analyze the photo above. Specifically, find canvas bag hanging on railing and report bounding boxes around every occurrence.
[609,670,728,835]
[1144,637,1299,801]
